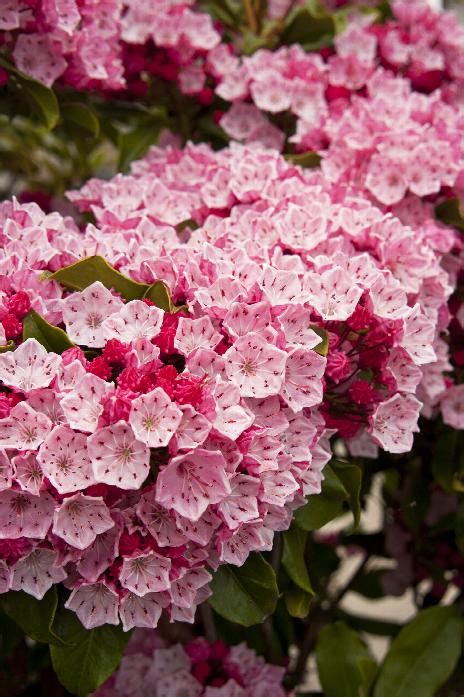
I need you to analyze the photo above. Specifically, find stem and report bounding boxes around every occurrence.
[271,532,283,573]
[243,0,258,33]
[284,603,326,690]
[284,554,369,690]
[262,617,281,664]
[199,603,217,643]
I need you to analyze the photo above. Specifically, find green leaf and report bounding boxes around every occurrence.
[332,460,362,527]
[0,57,59,129]
[282,525,314,594]
[294,496,344,531]
[284,151,322,168]
[294,464,348,531]
[42,255,179,312]
[316,622,377,697]
[0,611,23,661]
[209,553,278,626]
[50,607,130,696]
[431,427,462,493]
[311,326,329,357]
[284,586,313,618]
[373,606,463,697]
[143,281,177,313]
[281,3,335,49]
[61,102,100,139]
[118,112,166,172]
[0,589,63,645]
[23,310,74,353]
[435,198,464,232]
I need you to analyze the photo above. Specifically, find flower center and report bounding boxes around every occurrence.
[86,312,103,329]
[240,359,256,376]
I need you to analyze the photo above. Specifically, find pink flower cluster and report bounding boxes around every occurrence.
[0,0,220,95]
[0,193,332,630]
[0,139,457,629]
[69,141,452,455]
[214,1,464,207]
[422,254,464,429]
[94,630,289,696]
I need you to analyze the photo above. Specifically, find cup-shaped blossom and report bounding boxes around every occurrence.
[52,493,114,550]
[128,387,183,448]
[0,338,61,393]
[88,421,150,489]
[224,333,287,398]
[156,448,231,521]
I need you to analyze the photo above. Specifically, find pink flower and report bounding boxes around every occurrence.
[11,549,66,599]
[0,490,54,539]
[0,338,61,392]
[119,592,168,632]
[88,422,150,490]
[212,380,254,440]
[0,402,52,451]
[224,333,287,398]
[174,316,222,356]
[13,34,67,87]
[60,373,113,433]
[52,493,114,550]
[280,349,326,412]
[104,300,164,343]
[129,388,183,447]
[37,426,95,493]
[119,552,171,596]
[65,582,119,629]
[303,267,363,321]
[369,393,422,453]
[62,282,123,348]
[156,448,231,521]
[441,385,464,430]
[217,474,260,529]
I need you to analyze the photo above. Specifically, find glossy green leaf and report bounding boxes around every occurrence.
[311,326,329,357]
[143,281,177,313]
[209,553,278,626]
[42,256,148,296]
[0,57,59,129]
[332,460,362,527]
[23,310,74,353]
[282,525,314,594]
[373,606,463,697]
[0,589,63,645]
[294,496,344,531]
[50,607,130,696]
[61,102,100,138]
[284,586,313,618]
[42,256,178,311]
[294,465,348,531]
[281,3,335,49]
[316,621,377,697]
